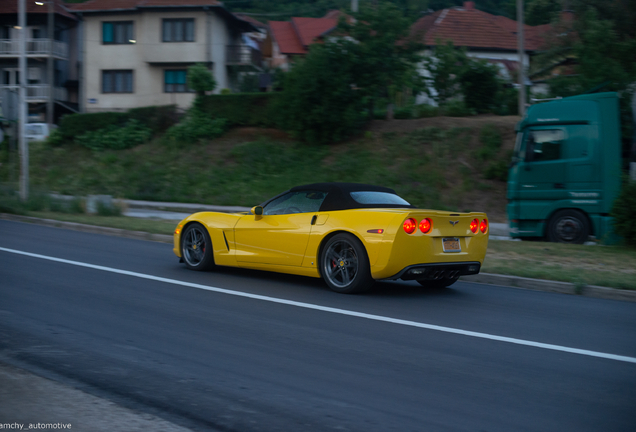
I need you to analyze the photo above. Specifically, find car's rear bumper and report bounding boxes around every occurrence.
[383,261,482,281]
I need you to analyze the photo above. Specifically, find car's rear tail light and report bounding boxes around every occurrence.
[419,218,432,234]
[470,218,479,233]
[403,218,417,234]
[480,219,488,233]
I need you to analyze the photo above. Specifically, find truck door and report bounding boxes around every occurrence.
[515,128,568,221]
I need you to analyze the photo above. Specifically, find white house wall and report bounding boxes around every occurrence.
[82,9,232,112]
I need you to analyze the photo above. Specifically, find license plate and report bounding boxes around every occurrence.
[442,238,461,252]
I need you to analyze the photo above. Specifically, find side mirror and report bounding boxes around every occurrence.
[251,206,263,217]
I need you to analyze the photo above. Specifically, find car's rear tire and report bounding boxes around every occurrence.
[181,223,215,271]
[417,277,458,289]
[320,233,373,294]
[547,209,589,244]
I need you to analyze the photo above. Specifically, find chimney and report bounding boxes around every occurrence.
[464,1,475,10]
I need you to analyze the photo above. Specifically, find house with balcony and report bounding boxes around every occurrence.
[67,0,260,112]
[0,0,79,122]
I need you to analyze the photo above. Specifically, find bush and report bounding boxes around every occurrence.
[164,108,227,146]
[197,93,278,128]
[611,178,636,246]
[459,59,500,113]
[76,120,152,151]
[59,112,127,141]
[441,101,475,117]
[484,159,509,181]
[415,104,440,118]
[127,105,179,135]
[393,106,414,119]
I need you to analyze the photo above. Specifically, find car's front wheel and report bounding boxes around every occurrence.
[181,223,215,271]
[320,233,373,294]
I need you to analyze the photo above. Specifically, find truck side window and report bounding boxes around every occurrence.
[526,129,564,162]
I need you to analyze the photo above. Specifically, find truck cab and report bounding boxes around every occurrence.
[507,92,622,243]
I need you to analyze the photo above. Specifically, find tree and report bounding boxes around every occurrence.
[421,41,468,105]
[337,1,425,119]
[187,63,217,97]
[276,42,365,144]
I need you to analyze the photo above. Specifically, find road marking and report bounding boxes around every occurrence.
[2,246,636,365]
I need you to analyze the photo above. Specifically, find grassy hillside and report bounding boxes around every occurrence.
[0,115,519,222]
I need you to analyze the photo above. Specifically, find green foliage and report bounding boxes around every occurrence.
[611,178,636,246]
[484,159,509,181]
[56,105,178,145]
[338,2,425,115]
[59,112,127,142]
[196,93,278,127]
[421,41,466,105]
[525,0,562,25]
[424,41,503,113]
[187,63,217,97]
[127,105,178,135]
[460,60,501,113]
[76,120,152,151]
[277,43,365,144]
[239,73,261,93]
[415,104,440,118]
[493,86,519,116]
[164,108,227,146]
[441,101,474,117]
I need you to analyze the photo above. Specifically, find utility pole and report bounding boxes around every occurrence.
[351,0,358,13]
[47,0,54,127]
[18,0,29,201]
[517,0,526,116]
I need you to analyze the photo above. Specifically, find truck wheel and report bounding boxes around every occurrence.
[547,210,590,244]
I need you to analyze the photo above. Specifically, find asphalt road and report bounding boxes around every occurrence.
[1,219,636,432]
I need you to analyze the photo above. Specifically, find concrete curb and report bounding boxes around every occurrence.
[462,273,636,302]
[3,212,635,303]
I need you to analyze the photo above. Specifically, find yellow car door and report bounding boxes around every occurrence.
[233,190,326,267]
[234,212,314,266]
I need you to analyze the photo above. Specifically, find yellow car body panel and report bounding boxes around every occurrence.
[174,208,488,281]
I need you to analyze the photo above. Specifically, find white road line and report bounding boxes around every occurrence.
[2,246,636,365]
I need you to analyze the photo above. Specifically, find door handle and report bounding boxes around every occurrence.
[554,183,565,189]
[311,215,317,225]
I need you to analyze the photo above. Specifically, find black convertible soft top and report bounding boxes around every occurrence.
[285,182,415,212]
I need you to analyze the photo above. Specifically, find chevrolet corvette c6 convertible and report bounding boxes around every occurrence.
[173,183,489,293]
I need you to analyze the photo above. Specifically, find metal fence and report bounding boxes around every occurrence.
[226,45,261,68]
[0,84,67,102]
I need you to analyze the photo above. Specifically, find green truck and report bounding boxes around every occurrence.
[507,92,623,244]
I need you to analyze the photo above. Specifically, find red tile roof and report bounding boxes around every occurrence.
[291,17,337,47]
[269,21,306,54]
[410,4,548,52]
[67,0,222,12]
[269,17,338,55]
[0,0,75,20]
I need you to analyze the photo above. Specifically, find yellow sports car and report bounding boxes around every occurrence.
[173,183,489,293]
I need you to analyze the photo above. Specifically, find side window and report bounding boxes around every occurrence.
[525,129,564,162]
[103,21,134,44]
[263,191,326,215]
[162,19,195,42]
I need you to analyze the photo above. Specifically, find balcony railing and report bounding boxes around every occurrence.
[226,45,261,69]
[0,39,69,59]
[0,84,68,102]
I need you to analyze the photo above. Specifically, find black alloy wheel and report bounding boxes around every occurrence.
[320,233,373,294]
[181,223,215,270]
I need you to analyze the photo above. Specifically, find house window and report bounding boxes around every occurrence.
[162,19,194,42]
[102,70,133,93]
[103,21,134,44]
[164,70,189,93]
